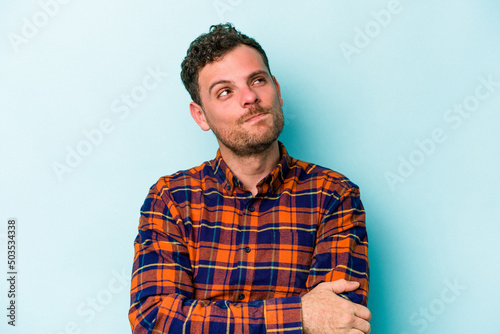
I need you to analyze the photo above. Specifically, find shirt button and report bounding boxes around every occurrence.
[248,206,255,212]
[226,185,231,190]
[244,247,251,253]
[238,294,245,300]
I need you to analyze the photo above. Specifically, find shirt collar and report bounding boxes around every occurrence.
[211,141,292,196]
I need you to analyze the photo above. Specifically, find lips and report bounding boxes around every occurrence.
[238,105,274,124]
[244,113,268,123]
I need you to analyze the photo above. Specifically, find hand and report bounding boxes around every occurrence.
[301,279,371,334]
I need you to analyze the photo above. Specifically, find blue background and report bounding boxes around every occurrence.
[1,1,499,333]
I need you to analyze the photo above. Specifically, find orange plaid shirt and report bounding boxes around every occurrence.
[129,143,369,333]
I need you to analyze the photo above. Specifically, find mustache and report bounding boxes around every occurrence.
[237,105,273,124]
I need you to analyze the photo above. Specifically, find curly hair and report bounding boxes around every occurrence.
[180,23,271,106]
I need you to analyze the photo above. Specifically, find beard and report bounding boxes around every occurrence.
[207,104,285,157]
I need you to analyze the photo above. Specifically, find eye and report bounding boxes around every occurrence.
[253,77,266,85]
[217,89,231,99]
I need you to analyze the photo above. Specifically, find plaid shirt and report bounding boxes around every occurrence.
[129,143,369,333]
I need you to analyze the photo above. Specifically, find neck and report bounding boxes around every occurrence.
[219,141,280,196]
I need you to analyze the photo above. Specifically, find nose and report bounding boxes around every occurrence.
[240,86,259,106]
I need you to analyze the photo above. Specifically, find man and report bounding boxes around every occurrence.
[129,23,370,334]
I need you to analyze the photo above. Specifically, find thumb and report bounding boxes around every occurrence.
[322,279,360,294]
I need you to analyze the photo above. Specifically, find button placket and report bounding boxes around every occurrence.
[238,198,259,302]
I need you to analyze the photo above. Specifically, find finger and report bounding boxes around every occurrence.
[350,330,368,334]
[321,279,360,294]
[352,317,371,334]
[354,304,371,321]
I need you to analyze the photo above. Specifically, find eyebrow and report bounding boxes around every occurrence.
[207,70,271,95]
[208,79,232,96]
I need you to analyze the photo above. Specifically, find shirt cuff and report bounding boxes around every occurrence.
[264,296,302,333]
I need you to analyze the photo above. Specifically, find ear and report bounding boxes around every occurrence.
[190,102,211,131]
[272,76,284,107]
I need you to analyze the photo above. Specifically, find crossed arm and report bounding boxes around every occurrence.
[129,186,370,333]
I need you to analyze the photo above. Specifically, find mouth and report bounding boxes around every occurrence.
[243,113,269,124]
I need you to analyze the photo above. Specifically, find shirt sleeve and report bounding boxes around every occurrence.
[305,183,369,305]
[128,182,303,334]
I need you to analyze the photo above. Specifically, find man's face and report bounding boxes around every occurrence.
[190,45,284,157]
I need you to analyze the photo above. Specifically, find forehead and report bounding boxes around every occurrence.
[198,45,269,89]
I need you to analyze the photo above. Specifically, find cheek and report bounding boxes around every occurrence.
[261,89,282,106]
[206,108,239,128]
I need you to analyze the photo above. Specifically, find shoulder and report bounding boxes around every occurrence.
[289,157,360,195]
[149,160,215,196]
